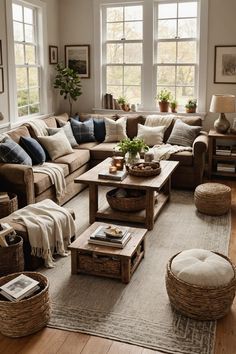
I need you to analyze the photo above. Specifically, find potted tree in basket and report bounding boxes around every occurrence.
[54,63,82,116]
[156,89,172,112]
[185,99,197,113]
[117,138,149,165]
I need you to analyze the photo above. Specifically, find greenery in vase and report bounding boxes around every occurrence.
[185,98,197,109]
[54,63,82,116]
[156,89,172,103]
[117,138,149,155]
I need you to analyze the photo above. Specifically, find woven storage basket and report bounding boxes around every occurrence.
[106,188,146,212]
[128,162,161,177]
[79,253,121,276]
[0,193,18,218]
[194,183,231,216]
[0,235,24,277]
[0,272,50,337]
[166,252,236,320]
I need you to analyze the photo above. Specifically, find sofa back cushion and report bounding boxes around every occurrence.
[7,126,31,144]
[0,136,32,165]
[117,114,145,139]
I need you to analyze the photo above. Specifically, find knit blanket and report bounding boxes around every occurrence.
[152,144,192,161]
[145,114,174,128]
[33,162,66,201]
[11,200,76,268]
[28,119,48,136]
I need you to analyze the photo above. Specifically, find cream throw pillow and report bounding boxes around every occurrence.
[104,117,127,142]
[171,249,234,287]
[137,124,165,146]
[38,130,73,161]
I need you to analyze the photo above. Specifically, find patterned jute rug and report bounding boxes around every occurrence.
[41,189,231,354]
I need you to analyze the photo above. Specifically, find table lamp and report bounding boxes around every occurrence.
[210,94,235,134]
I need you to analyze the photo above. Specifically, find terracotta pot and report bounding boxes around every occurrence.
[186,108,196,113]
[121,104,130,112]
[159,101,169,112]
[171,108,177,113]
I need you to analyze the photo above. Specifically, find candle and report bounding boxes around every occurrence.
[113,156,124,170]
[109,165,117,174]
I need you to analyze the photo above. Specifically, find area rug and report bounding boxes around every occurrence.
[41,189,231,354]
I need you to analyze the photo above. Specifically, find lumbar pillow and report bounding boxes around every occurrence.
[137,124,165,146]
[167,119,201,147]
[104,117,127,142]
[171,249,234,287]
[70,118,95,144]
[20,136,46,165]
[38,130,73,161]
[0,136,32,165]
[47,123,78,147]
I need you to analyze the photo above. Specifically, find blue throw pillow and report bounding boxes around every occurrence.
[20,136,46,165]
[70,118,95,143]
[93,118,106,142]
[0,136,32,165]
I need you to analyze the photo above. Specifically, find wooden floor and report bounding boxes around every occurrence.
[1,180,236,354]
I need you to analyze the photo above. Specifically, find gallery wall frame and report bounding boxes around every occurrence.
[65,45,90,78]
[214,45,236,84]
[0,68,4,94]
[0,40,2,66]
[49,45,58,64]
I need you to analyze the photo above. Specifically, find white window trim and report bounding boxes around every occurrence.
[6,0,48,124]
[93,0,208,113]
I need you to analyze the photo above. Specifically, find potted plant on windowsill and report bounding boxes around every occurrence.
[170,99,178,113]
[117,96,130,112]
[117,138,149,165]
[185,99,197,113]
[156,89,172,113]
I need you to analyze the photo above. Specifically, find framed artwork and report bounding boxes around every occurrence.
[65,45,90,78]
[0,40,2,66]
[214,45,236,84]
[0,68,4,94]
[49,45,58,64]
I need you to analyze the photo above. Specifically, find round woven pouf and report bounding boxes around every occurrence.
[165,249,236,320]
[194,182,231,216]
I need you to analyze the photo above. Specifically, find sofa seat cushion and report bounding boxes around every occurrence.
[34,163,69,195]
[54,149,90,173]
[170,150,193,166]
[76,142,99,150]
[90,143,118,160]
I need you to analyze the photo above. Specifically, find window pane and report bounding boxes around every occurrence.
[29,104,39,114]
[17,90,28,107]
[25,24,34,43]
[125,6,142,21]
[13,4,22,21]
[156,86,175,101]
[107,44,123,64]
[107,66,123,85]
[178,19,197,38]
[13,21,24,41]
[18,106,29,117]
[29,88,39,104]
[124,86,141,104]
[16,68,27,89]
[29,67,38,87]
[106,86,123,99]
[124,43,142,64]
[158,4,177,19]
[157,42,176,63]
[124,66,141,85]
[177,66,195,85]
[107,23,123,40]
[176,86,194,105]
[158,20,176,39]
[24,7,33,24]
[14,43,24,65]
[179,2,197,18]
[125,21,142,40]
[107,7,123,22]
[177,41,196,63]
[157,66,176,85]
[25,45,36,64]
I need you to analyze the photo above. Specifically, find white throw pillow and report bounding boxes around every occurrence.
[104,117,127,142]
[137,124,165,146]
[171,249,234,287]
[38,130,73,161]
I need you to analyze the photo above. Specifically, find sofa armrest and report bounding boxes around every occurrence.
[0,163,35,205]
[193,133,208,156]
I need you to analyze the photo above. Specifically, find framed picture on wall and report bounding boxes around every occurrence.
[65,45,90,78]
[49,46,58,64]
[0,68,4,93]
[214,45,236,84]
[0,40,2,66]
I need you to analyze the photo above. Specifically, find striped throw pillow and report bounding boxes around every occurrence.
[167,119,201,147]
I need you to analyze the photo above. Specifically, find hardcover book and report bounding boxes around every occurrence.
[0,274,40,302]
[88,232,131,248]
[98,169,128,181]
[90,225,129,243]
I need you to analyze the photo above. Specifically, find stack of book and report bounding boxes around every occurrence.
[103,93,120,110]
[98,169,127,181]
[88,225,131,248]
[0,274,40,302]
[217,163,235,173]
[0,193,10,203]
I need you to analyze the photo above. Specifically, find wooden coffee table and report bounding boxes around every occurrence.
[75,158,179,230]
[68,222,147,283]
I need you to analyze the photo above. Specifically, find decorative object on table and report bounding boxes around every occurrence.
[156,88,172,112]
[112,156,125,170]
[0,67,4,94]
[128,162,161,177]
[117,137,149,165]
[0,193,18,218]
[53,63,82,116]
[49,45,58,64]
[170,99,178,113]
[98,168,127,181]
[214,45,236,84]
[166,249,236,320]
[210,94,235,134]
[65,44,90,78]
[185,98,197,113]
[88,224,131,248]
[0,272,50,337]
[194,182,231,216]
[106,188,146,212]
[144,151,154,162]
[130,103,136,112]
[117,96,130,111]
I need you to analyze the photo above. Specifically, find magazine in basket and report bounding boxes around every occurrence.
[0,274,40,301]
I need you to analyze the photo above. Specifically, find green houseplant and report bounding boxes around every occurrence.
[117,96,130,112]
[170,99,178,113]
[117,138,149,164]
[156,89,172,112]
[54,64,82,116]
[185,98,197,113]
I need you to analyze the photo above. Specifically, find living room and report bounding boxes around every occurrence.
[0,0,236,353]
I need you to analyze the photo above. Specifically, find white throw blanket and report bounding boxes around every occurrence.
[145,114,174,128]
[33,162,66,201]
[152,144,192,161]
[28,119,48,136]
[11,199,76,268]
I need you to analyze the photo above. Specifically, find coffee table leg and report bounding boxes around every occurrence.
[121,258,131,283]
[163,177,171,200]
[89,184,98,224]
[145,190,154,230]
[71,249,78,274]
